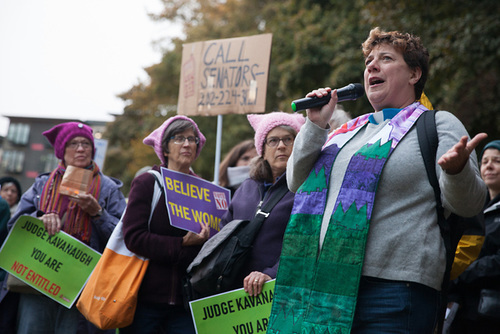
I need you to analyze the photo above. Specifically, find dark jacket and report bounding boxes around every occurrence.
[122,165,202,305]
[0,198,11,282]
[220,173,295,282]
[449,193,500,319]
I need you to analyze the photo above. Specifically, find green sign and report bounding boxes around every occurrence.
[0,215,101,308]
[190,280,275,334]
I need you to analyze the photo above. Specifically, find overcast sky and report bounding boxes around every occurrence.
[0,0,182,136]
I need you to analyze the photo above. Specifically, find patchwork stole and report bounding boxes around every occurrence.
[267,102,427,334]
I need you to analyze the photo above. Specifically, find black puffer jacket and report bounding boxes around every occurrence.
[449,194,500,319]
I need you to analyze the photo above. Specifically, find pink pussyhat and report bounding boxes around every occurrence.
[143,115,206,165]
[247,112,305,156]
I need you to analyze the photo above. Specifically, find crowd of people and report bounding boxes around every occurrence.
[0,27,498,334]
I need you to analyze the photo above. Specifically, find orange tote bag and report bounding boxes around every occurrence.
[77,170,162,329]
[76,221,149,329]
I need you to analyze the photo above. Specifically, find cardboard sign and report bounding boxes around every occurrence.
[59,165,92,198]
[0,216,101,308]
[178,33,272,116]
[161,167,230,237]
[190,280,275,334]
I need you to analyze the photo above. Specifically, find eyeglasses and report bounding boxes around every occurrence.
[264,136,294,147]
[67,140,92,150]
[170,135,200,145]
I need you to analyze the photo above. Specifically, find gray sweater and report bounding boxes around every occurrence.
[287,110,486,290]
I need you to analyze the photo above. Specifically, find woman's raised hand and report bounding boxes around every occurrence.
[306,87,338,129]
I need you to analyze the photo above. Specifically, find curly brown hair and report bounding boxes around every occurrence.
[362,27,429,100]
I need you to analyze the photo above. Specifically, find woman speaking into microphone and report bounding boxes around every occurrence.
[268,27,487,334]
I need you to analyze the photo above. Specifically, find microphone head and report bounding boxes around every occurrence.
[341,83,364,101]
[352,83,364,98]
[290,83,365,112]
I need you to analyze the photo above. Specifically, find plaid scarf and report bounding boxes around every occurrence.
[39,161,101,244]
[267,102,427,334]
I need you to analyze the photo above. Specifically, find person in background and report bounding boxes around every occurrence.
[328,104,352,133]
[218,139,257,195]
[0,176,22,215]
[120,115,210,334]
[0,197,14,333]
[446,140,500,333]
[267,27,487,334]
[0,197,10,245]
[7,122,126,334]
[219,112,305,296]
[447,218,484,283]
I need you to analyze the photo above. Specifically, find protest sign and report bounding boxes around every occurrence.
[161,167,230,237]
[0,216,101,308]
[190,280,275,334]
[178,33,272,116]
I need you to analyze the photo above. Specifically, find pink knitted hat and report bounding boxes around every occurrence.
[42,122,95,160]
[247,112,305,156]
[143,115,206,165]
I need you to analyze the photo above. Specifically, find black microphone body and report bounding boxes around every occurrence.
[291,83,364,112]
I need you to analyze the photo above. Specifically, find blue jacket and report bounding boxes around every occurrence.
[7,172,126,253]
[220,174,295,282]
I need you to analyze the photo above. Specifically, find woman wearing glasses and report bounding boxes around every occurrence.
[6,122,126,334]
[219,112,305,296]
[120,115,210,334]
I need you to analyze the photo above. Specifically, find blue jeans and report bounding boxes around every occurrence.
[17,293,79,334]
[119,302,195,334]
[351,276,440,334]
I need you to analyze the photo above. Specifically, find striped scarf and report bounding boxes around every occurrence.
[39,161,101,244]
[267,102,427,334]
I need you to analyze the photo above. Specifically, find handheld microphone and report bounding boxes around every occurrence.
[291,83,364,112]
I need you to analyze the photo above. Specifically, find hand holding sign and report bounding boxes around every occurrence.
[40,212,63,236]
[161,167,230,238]
[182,223,210,246]
[190,280,276,334]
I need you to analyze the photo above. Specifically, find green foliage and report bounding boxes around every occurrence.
[360,0,500,148]
[105,0,500,195]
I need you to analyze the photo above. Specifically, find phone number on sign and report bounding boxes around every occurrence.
[198,88,258,107]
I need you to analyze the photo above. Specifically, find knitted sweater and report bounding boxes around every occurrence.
[287,110,486,290]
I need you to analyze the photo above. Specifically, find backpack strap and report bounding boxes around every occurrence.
[416,110,453,333]
[416,110,452,279]
[417,110,441,206]
[115,169,164,238]
[416,110,450,230]
[240,181,290,246]
[147,170,164,230]
[255,181,290,219]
